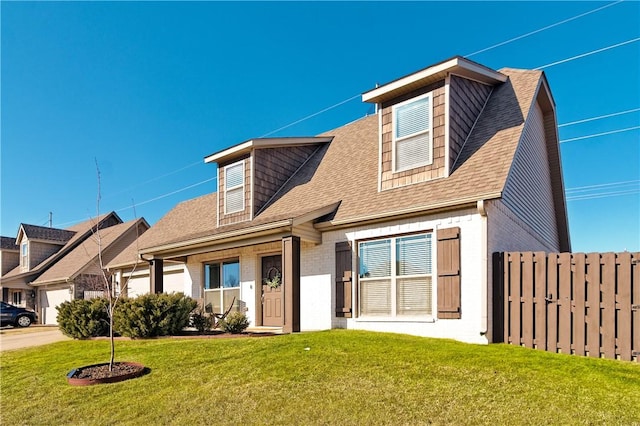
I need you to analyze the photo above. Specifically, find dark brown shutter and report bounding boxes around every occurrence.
[437,227,461,319]
[335,241,353,318]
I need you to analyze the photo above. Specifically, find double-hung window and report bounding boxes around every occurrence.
[204,260,240,314]
[224,161,244,214]
[358,233,433,317]
[393,94,432,172]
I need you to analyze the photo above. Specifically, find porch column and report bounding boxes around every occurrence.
[282,236,300,333]
[150,259,164,294]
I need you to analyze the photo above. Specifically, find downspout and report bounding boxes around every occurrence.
[477,200,489,341]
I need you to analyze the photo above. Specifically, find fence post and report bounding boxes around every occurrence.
[492,252,505,343]
[573,254,586,356]
[558,253,572,354]
[547,253,559,353]
[601,253,617,359]
[586,253,601,358]
[616,252,632,361]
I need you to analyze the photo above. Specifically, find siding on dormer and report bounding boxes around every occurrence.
[253,145,320,215]
[380,80,446,190]
[502,102,559,249]
[448,75,493,172]
[218,155,252,227]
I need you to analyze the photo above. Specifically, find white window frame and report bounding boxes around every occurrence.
[11,290,23,306]
[21,242,28,268]
[392,92,433,173]
[224,160,245,214]
[203,259,240,314]
[357,232,433,319]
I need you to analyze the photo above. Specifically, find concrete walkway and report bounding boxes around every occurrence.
[0,326,70,352]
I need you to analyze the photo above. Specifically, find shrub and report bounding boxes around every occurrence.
[56,298,109,339]
[189,308,214,333]
[113,293,197,338]
[218,311,250,334]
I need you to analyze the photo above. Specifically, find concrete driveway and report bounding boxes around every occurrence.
[0,326,70,351]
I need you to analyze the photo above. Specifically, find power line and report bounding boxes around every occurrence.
[559,126,640,143]
[104,160,203,199]
[465,1,624,58]
[54,177,218,228]
[115,176,217,212]
[565,179,640,193]
[559,108,640,128]
[535,37,640,70]
[567,189,639,201]
[259,94,362,138]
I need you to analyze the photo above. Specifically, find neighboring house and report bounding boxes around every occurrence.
[107,231,187,299]
[0,212,150,325]
[112,56,571,344]
[1,236,21,305]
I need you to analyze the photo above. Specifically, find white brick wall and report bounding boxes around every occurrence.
[301,208,488,344]
[486,199,560,253]
[169,210,489,344]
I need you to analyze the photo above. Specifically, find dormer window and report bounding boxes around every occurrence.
[224,160,245,214]
[393,93,432,172]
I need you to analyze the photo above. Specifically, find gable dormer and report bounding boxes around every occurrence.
[205,137,332,227]
[15,224,76,271]
[363,56,507,191]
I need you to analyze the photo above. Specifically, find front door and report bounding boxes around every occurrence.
[262,254,283,327]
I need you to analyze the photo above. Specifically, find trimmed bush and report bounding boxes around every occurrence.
[56,298,109,339]
[189,308,214,333]
[218,311,250,334]
[113,293,197,338]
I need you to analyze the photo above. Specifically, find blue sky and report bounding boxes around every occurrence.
[1,1,638,252]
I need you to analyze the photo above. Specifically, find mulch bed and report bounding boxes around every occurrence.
[72,362,143,380]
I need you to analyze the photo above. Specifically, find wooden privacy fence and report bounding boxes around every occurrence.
[493,251,639,362]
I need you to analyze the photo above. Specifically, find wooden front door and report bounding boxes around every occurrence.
[262,254,283,326]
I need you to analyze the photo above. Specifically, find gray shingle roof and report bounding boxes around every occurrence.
[0,236,19,251]
[19,224,76,243]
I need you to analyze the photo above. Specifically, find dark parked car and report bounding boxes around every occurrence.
[0,301,38,327]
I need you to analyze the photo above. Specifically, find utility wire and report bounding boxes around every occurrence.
[535,37,640,69]
[259,94,362,138]
[115,176,217,211]
[567,189,639,201]
[565,179,640,193]
[465,0,624,58]
[559,126,640,143]
[559,108,640,127]
[102,2,628,193]
[57,5,636,225]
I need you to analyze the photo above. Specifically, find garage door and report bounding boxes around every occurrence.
[41,287,71,325]
[163,270,184,294]
[126,274,150,298]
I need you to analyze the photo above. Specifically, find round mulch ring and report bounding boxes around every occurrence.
[67,362,147,386]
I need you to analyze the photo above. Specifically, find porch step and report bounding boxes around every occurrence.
[246,326,285,334]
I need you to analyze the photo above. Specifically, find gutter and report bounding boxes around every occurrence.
[141,219,294,257]
[316,193,502,230]
[477,200,489,341]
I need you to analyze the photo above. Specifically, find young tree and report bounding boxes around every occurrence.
[92,160,142,371]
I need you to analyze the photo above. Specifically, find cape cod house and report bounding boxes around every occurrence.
[109,56,570,343]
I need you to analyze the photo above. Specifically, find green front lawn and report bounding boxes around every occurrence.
[1,330,638,425]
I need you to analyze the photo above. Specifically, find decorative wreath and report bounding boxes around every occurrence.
[264,267,282,289]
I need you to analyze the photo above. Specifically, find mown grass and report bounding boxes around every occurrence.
[1,330,638,425]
